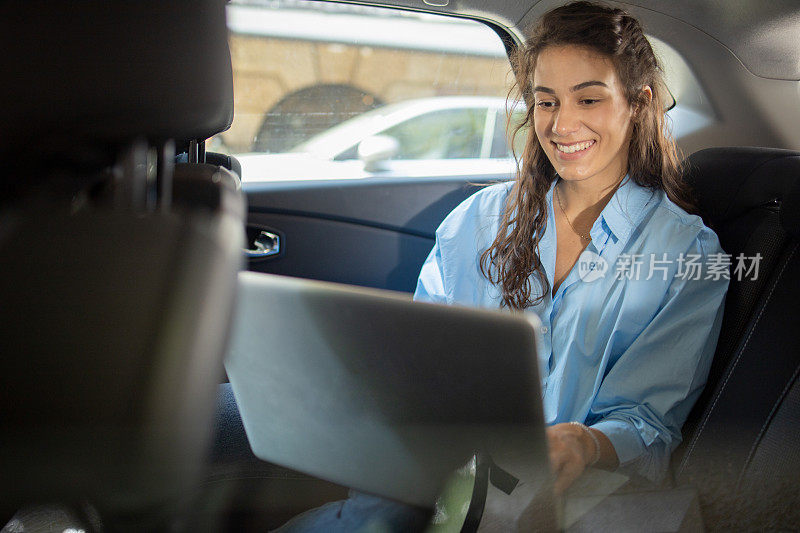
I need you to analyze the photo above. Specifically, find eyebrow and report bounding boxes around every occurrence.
[533,81,609,94]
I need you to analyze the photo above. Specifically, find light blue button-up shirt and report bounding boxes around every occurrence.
[413,176,729,482]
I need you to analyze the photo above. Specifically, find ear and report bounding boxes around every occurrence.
[642,85,653,102]
[633,85,654,117]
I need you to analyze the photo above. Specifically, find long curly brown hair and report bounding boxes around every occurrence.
[480,0,696,310]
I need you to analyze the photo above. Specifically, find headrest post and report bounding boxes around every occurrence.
[188,139,207,164]
[188,140,198,164]
[146,147,158,212]
[198,139,206,164]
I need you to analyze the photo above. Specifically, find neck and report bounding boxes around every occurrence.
[556,172,626,213]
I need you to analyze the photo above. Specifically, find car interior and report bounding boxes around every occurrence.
[2,0,799,532]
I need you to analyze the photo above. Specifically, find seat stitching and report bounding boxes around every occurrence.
[736,362,800,490]
[677,242,798,476]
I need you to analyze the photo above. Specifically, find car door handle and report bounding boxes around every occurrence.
[245,230,280,258]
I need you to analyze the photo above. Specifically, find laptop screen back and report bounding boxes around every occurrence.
[226,272,550,508]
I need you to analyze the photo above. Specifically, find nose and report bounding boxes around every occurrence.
[551,103,580,136]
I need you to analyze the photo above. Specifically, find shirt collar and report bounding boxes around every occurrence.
[535,175,658,301]
[597,174,657,244]
[547,174,657,253]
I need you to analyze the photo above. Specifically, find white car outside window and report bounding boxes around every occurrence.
[237,96,522,182]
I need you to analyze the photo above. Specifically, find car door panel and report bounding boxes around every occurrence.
[246,214,433,292]
[244,177,508,292]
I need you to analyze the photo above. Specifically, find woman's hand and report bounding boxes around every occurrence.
[546,423,619,495]
[547,423,593,494]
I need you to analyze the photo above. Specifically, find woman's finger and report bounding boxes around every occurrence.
[553,455,585,495]
[548,444,568,473]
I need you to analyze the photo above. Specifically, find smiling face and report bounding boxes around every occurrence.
[532,45,636,188]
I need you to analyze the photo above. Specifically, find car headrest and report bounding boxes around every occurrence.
[683,147,800,234]
[0,0,233,161]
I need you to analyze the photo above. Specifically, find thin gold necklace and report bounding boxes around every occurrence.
[555,183,592,241]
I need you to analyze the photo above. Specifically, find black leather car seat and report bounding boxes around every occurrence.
[0,1,243,530]
[674,147,800,530]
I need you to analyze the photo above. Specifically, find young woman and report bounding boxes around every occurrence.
[414,0,728,493]
[279,1,728,529]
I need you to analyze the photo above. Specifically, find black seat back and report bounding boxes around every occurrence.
[0,1,242,529]
[674,147,800,530]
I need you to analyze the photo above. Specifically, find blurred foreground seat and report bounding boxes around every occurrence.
[0,1,243,530]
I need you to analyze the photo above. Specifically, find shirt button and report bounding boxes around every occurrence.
[541,326,549,334]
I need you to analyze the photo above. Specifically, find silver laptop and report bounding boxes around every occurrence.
[225,271,552,511]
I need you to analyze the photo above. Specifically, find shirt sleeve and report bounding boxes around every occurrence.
[412,182,513,308]
[588,228,729,483]
[413,234,448,304]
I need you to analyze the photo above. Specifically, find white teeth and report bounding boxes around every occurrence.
[556,140,594,154]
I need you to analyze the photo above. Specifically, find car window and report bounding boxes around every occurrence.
[490,109,527,159]
[211,0,514,181]
[373,108,487,160]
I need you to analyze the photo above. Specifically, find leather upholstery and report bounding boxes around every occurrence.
[0,0,243,528]
[0,0,234,200]
[674,147,800,530]
[684,147,800,226]
[0,0,233,150]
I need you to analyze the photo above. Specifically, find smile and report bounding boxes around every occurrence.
[555,140,596,154]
